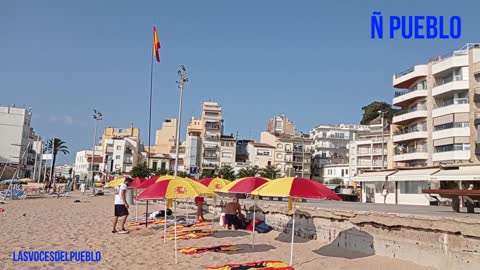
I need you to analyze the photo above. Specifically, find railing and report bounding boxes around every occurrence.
[357,150,371,155]
[394,85,427,97]
[435,144,470,153]
[395,105,427,116]
[202,163,218,169]
[435,75,465,87]
[394,66,415,79]
[204,144,218,149]
[204,153,218,159]
[395,147,428,155]
[372,149,386,155]
[434,122,469,131]
[205,134,220,139]
[437,98,469,108]
[432,50,468,64]
[393,126,427,135]
[205,124,220,129]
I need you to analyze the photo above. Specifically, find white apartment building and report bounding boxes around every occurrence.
[220,135,236,168]
[201,101,223,173]
[247,142,275,168]
[356,43,480,206]
[310,124,370,178]
[349,122,390,179]
[74,150,102,181]
[101,137,140,174]
[321,164,351,185]
[0,106,42,179]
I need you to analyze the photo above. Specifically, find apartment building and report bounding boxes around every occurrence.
[391,43,480,167]
[310,124,370,178]
[74,150,102,181]
[321,164,351,184]
[261,115,313,178]
[349,121,390,179]
[185,117,203,174]
[356,43,480,206]
[247,142,275,168]
[151,118,177,155]
[0,106,42,179]
[220,135,236,168]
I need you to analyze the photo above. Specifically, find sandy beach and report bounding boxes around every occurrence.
[0,191,438,270]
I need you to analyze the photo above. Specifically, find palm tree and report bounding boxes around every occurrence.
[47,138,69,183]
[260,164,280,179]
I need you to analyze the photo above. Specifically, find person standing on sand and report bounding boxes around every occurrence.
[382,184,388,204]
[224,197,243,230]
[112,178,132,234]
[194,196,205,222]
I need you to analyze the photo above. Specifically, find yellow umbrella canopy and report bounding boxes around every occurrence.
[104,177,125,188]
[155,175,176,182]
[199,177,231,191]
[137,177,214,199]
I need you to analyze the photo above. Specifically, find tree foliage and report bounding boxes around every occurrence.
[200,170,215,179]
[130,162,150,178]
[47,138,69,183]
[216,165,236,180]
[260,164,281,179]
[236,166,260,178]
[360,101,398,125]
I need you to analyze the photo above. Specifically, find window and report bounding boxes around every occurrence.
[267,161,272,166]
[341,169,344,177]
[276,153,283,159]
[257,149,271,156]
[277,143,283,149]
[221,142,225,146]
[160,162,166,170]
[222,152,233,158]
[115,155,120,160]
[152,161,158,171]
[400,181,430,194]
[116,146,122,150]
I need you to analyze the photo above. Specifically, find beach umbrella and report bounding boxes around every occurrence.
[199,177,231,191]
[218,177,270,249]
[155,175,175,182]
[137,177,215,264]
[251,177,341,266]
[127,177,147,221]
[104,177,125,188]
[130,176,159,226]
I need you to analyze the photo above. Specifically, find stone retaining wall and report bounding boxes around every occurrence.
[177,200,480,270]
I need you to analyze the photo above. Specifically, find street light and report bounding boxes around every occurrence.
[300,132,306,178]
[91,109,103,195]
[173,65,188,178]
[377,110,388,169]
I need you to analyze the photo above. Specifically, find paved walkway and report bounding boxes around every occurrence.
[250,198,480,220]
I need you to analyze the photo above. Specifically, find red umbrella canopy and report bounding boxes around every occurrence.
[128,177,147,189]
[251,177,341,200]
[136,178,214,200]
[219,177,270,194]
[135,176,159,189]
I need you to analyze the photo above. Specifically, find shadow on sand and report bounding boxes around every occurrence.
[214,230,251,238]
[314,227,375,259]
[228,244,276,254]
[274,209,316,244]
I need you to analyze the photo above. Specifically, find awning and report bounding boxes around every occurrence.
[430,166,480,181]
[354,171,395,182]
[388,168,440,181]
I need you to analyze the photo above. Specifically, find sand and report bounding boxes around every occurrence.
[0,190,438,270]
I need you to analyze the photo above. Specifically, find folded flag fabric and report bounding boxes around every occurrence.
[167,229,214,236]
[207,260,294,270]
[178,245,240,255]
[176,221,211,229]
[127,219,165,227]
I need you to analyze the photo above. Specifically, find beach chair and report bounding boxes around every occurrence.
[0,189,26,200]
[48,185,70,198]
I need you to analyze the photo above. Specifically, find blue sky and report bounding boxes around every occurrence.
[1,0,478,164]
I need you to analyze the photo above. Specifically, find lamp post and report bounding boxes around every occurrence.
[300,132,305,178]
[173,65,188,178]
[91,109,103,195]
[377,110,387,169]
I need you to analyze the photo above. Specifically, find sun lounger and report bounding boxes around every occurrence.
[0,189,26,200]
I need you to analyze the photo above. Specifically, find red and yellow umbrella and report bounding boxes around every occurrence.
[137,177,214,200]
[135,176,159,189]
[199,177,231,191]
[219,177,270,194]
[128,177,147,189]
[251,177,341,266]
[155,175,175,182]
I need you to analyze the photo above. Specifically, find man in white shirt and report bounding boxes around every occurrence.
[112,178,133,233]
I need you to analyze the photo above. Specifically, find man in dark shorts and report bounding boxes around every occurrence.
[112,178,132,233]
[224,197,242,230]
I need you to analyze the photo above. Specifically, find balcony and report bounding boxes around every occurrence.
[204,134,220,140]
[432,78,469,97]
[205,122,220,130]
[202,163,218,169]
[357,160,385,168]
[393,64,428,88]
[432,123,470,140]
[433,150,470,162]
[392,127,428,143]
[356,150,371,156]
[204,144,219,150]
[203,153,218,159]
[393,148,428,162]
[392,105,428,124]
[372,148,387,155]
[432,52,468,75]
[432,101,469,118]
[393,87,428,107]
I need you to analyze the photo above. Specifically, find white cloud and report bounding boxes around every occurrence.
[48,114,57,122]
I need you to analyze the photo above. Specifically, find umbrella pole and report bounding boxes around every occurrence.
[135,190,137,222]
[185,198,188,221]
[145,200,149,228]
[252,196,256,249]
[163,199,167,244]
[174,199,178,264]
[211,196,215,234]
[290,199,296,266]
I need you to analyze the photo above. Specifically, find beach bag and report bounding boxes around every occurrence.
[255,222,273,233]
[246,219,263,231]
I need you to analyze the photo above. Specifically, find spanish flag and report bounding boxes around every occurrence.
[153,25,161,62]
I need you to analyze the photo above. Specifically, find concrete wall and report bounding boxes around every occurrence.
[179,200,480,270]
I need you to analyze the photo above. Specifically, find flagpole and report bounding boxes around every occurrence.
[147,41,154,172]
